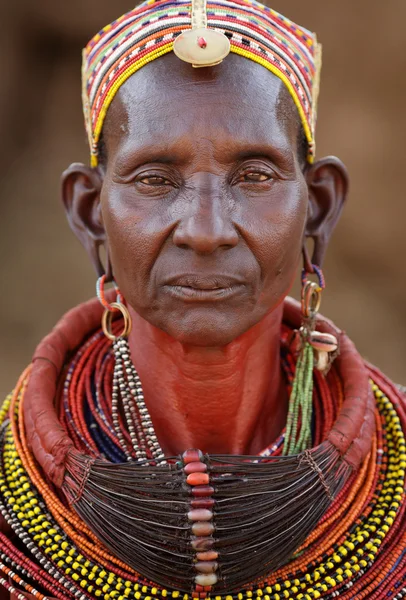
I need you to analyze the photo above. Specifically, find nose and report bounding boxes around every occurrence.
[172,177,239,254]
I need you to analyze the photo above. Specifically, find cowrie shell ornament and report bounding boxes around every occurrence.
[309,331,338,354]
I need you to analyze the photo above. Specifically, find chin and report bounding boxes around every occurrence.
[158,309,256,347]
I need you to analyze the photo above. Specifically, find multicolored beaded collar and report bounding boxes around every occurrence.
[82,0,321,167]
[0,298,404,598]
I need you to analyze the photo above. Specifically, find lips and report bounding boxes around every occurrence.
[164,275,244,290]
[162,274,245,302]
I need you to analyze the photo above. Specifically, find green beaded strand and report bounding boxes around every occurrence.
[283,342,314,455]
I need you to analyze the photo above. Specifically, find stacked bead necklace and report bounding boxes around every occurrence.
[0,300,404,599]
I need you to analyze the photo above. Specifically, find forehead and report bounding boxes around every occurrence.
[102,52,299,160]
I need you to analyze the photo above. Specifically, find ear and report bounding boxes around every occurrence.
[61,163,111,278]
[303,156,349,268]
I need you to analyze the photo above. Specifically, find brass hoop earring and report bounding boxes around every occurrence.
[102,302,132,341]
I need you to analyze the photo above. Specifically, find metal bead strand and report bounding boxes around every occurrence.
[114,348,144,460]
[116,338,167,465]
[111,358,133,460]
[115,339,149,460]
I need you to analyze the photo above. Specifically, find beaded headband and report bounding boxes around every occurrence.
[82,0,322,166]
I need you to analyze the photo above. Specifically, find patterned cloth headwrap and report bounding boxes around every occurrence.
[82,0,322,167]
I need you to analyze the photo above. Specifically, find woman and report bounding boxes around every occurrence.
[0,0,404,598]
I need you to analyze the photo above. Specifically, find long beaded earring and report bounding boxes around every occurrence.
[96,275,166,465]
[283,265,338,455]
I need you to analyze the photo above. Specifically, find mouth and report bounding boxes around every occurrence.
[163,275,245,302]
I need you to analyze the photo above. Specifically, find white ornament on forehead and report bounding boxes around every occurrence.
[173,0,230,67]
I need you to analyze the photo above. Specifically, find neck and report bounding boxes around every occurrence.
[128,306,288,456]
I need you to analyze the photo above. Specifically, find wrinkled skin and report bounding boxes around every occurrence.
[62,52,348,456]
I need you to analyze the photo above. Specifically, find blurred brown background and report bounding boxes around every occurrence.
[0,1,405,398]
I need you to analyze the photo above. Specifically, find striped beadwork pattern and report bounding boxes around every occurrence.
[82,0,321,167]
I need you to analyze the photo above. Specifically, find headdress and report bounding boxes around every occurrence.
[82,0,322,167]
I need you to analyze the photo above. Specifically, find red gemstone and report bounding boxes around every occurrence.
[187,473,209,486]
[191,498,215,509]
[184,461,207,475]
[197,36,207,48]
[192,485,215,497]
[183,449,204,464]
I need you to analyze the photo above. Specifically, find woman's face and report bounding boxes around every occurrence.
[96,53,309,346]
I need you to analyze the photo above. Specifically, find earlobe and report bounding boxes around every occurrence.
[304,156,349,267]
[61,163,108,277]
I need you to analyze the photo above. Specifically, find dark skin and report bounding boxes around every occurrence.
[62,53,348,456]
[2,59,348,595]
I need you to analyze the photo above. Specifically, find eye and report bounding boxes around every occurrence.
[136,175,172,186]
[232,162,276,185]
[240,171,272,183]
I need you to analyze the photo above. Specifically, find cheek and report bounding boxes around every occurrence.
[100,184,170,307]
[241,180,307,305]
